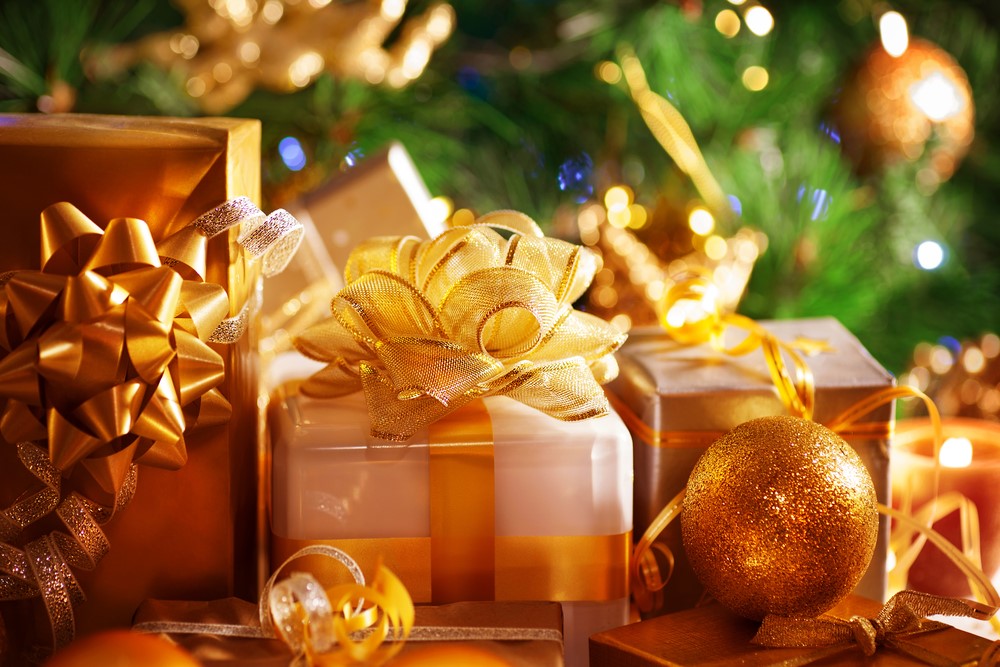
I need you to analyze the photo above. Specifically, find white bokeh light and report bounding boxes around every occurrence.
[914,240,944,270]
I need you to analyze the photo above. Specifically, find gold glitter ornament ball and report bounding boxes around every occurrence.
[681,415,879,620]
[832,39,974,181]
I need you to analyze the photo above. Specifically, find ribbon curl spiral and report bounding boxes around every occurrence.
[295,210,626,441]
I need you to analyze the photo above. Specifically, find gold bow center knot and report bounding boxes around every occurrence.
[295,210,627,441]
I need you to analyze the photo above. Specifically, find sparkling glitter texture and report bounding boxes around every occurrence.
[681,415,879,620]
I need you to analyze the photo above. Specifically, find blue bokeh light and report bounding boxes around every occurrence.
[344,145,365,167]
[278,136,307,172]
[819,122,841,144]
[727,194,742,216]
[557,152,594,203]
[796,185,831,221]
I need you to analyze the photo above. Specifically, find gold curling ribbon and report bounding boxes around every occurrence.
[271,533,632,604]
[630,387,998,620]
[618,47,732,223]
[0,198,303,653]
[135,545,414,667]
[653,270,830,421]
[294,209,626,442]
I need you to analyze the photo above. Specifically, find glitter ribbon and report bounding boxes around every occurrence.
[294,210,626,441]
[0,198,303,652]
[752,591,995,666]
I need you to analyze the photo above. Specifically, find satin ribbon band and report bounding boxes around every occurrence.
[606,391,893,450]
[271,533,632,604]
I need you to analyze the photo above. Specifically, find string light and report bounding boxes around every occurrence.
[715,9,741,38]
[744,6,774,36]
[879,11,909,57]
[914,240,944,270]
[742,65,769,91]
[688,207,715,235]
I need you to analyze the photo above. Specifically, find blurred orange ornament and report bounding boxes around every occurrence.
[44,630,199,667]
[392,644,514,666]
[832,38,974,181]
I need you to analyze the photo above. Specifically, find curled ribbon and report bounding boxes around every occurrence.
[656,269,830,421]
[0,198,303,653]
[294,210,626,441]
[134,545,415,667]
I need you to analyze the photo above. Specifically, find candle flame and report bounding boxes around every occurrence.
[939,437,973,468]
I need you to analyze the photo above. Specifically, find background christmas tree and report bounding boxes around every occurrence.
[1,0,998,377]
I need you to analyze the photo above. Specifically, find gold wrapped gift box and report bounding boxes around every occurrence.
[606,317,895,612]
[134,598,565,666]
[589,595,995,666]
[0,114,262,651]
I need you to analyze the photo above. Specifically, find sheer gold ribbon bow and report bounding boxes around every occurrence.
[133,545,415,667]
[0,199,303,652]
[295,210,626,441]
[752,590,996,666]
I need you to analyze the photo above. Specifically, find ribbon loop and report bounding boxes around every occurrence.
[753,590,997,666]
[0,198,302,656]
[296,211,625,441]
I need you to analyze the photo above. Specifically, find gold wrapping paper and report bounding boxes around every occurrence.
[134,598,565,667]
[589,595,996,667]
[0,114,262,657]
[606,318,894,613]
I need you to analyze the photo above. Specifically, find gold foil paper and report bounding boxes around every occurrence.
[0,113,262,657]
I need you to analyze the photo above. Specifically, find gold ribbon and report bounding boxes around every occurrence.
[294,210,626,441]
[428,399,495,602]
[618,47,732,225]
[271,533,631,604]
[655,270,831,421]
[751,590,995,666]
[135,545,414,667]
[0,198,303,653]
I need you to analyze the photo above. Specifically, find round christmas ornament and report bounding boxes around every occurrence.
[43,630,199,667]
[832,38,974,180]
[681,415,879,620]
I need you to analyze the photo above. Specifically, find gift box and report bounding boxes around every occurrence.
[0,114,264,655]
[589,594,996,666]
[606,317,894,612]
[268,378,632,667]
[133,598,565,666]
[261,142,442,358]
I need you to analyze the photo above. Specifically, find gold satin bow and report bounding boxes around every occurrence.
[0,198,303,653]
[752,590,995,666]
[295,210,626,441]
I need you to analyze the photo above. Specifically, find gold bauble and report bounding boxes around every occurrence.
[44,630,200,667]
[681,415,878,620]
[832,38,974,181]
